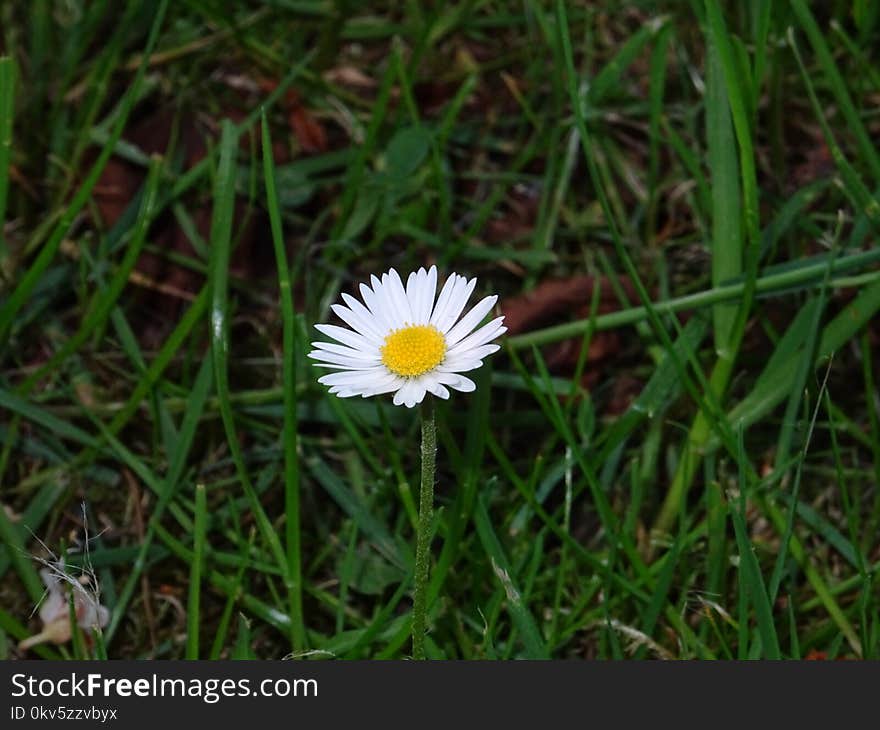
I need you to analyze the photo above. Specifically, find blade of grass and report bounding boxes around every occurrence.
[473,495,549,659]
[646,25,673,243]
[262,111,305,652]
[706,36,742,355]
[209,529,256,660]
[208,119,288,579]
[788,0,880,182]
[730,429,781,659]
[21,157,163,391]
[427,364,491,606]
[719,275,880,450]
[307,454,411,571]
[824,382,874,655]
[507,243,880,350]
[186,483,207,659]
[768,360,832,603]
[654,0,763,536]
[0,498,44,603]
[788,29,880,230]
[0,56,14,259]
[105,355,214,643]
[0,0,169,342]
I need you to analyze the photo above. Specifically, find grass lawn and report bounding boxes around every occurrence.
[0,1,879,660]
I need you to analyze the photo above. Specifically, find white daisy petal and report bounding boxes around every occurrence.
[422,373,451,400]
[314,323,377,352]
[428,272,459,328]
[362,375,406,397]
[438,360,481,373]
[405,379,428,408]
[319,368,387,386]
[420,266,438,324]
[430,274,462,331]
[308,346,368,361]
[375,275,401,331]
[318,365,388,385]
[434,372,477,392]
[361,277,394,334]
[311,341,379,360]
[309,350,380,368]
[358,280,379,316]
[446,317,507,355]
[310,356,380,371]
[332,388,360,398]
[339,294,384,341]
[435,276,477,333]
[445,344,500,364]
[444,294,498,346]
[378,273,397,322]
[332,385,367,397]
[331,302,380,343]
[321,377,360,390]
[410,267,429,325]
[384,268,413,325]
[406,269,421,322]
[410,266,433,324]
[445,346,499,368]
[392,378,419,408]
[312,362,380,370]
[427,382,450,399]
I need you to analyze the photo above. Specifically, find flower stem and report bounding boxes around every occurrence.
[411,398,436,660]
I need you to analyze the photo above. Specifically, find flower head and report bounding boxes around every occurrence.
[309,266,506,408]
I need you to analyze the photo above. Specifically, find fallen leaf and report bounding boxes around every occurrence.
[19,565,109,652]
[323,66,377,89]
[502,275,635,335]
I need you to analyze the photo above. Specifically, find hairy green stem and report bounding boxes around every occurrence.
[411,398,437,660]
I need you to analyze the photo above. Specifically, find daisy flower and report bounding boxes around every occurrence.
[309,266,506,408]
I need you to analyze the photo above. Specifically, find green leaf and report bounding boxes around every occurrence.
[384,125,431,181]
[341,184,381,240]
[706,38,742,354]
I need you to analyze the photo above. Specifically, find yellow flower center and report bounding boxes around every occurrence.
[380,324,446,377]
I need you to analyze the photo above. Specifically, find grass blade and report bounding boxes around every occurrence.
[474,496,549,659]
[0,0,169,342]
[0,56,14,259]
[208,119,288,579]
[731,432,781,659]
[706,37,742,354]
[262,111,305,651]
[186,483,208,659]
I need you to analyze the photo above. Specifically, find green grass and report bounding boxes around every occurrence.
[1,2,879,660]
